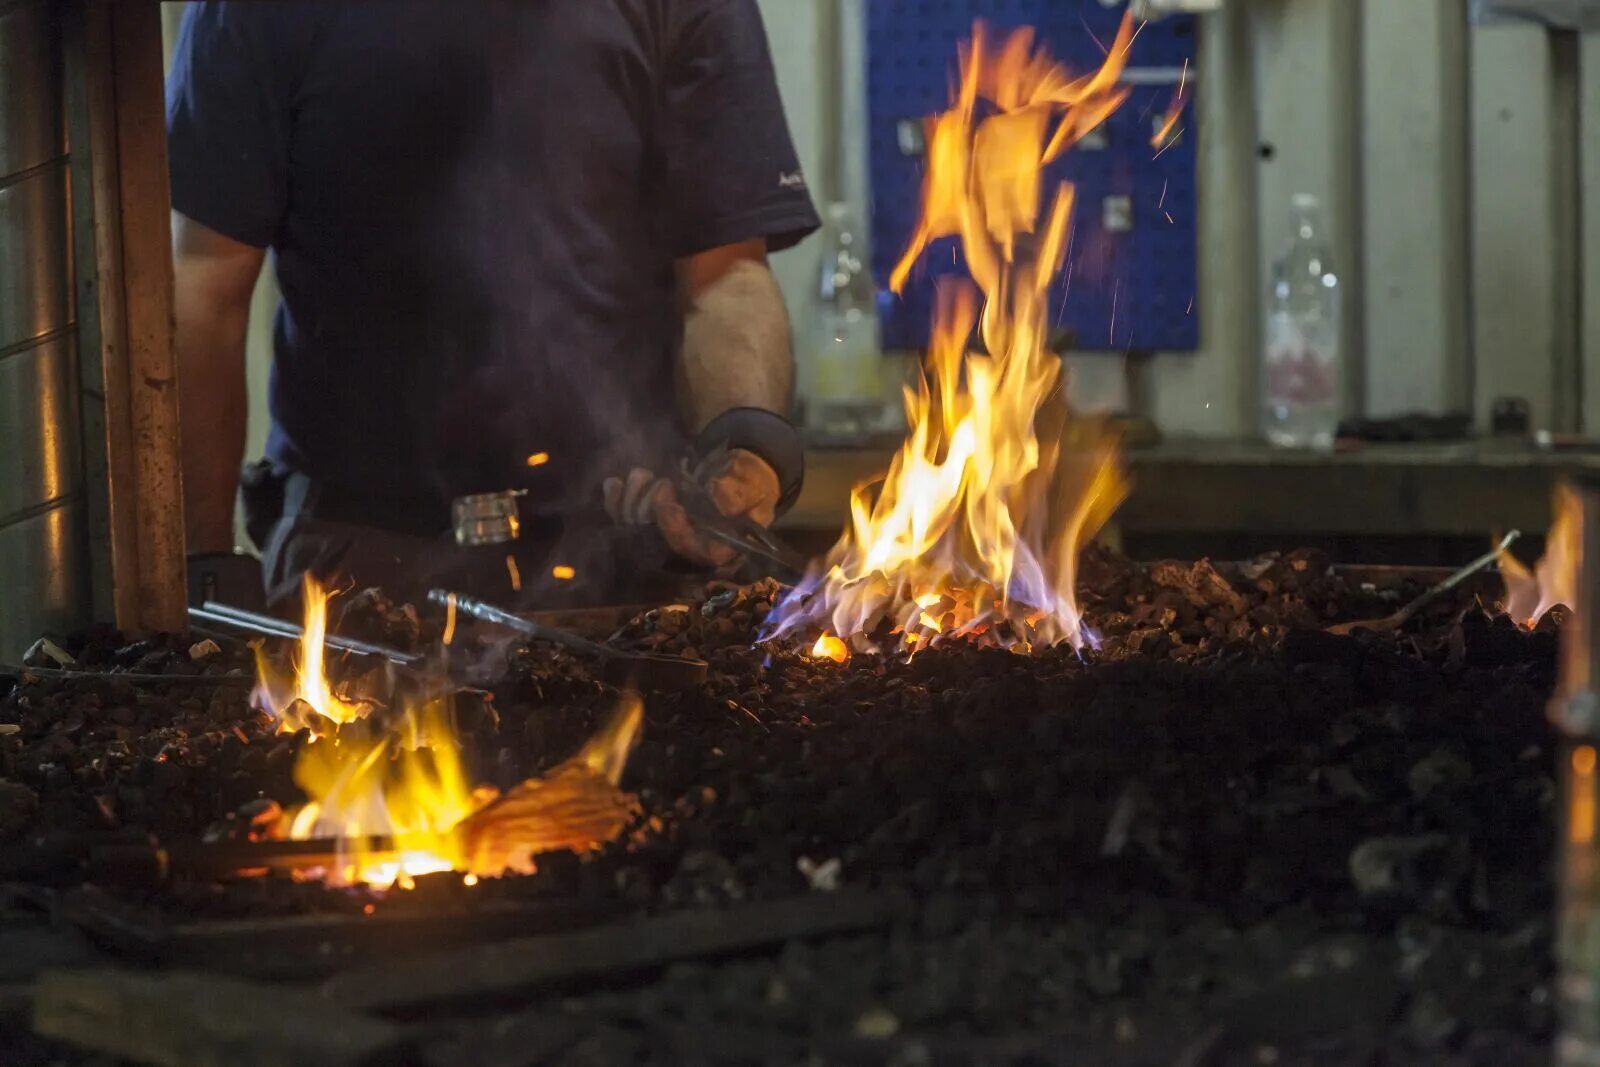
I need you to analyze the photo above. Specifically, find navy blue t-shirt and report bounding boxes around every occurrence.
[166,1,818,520]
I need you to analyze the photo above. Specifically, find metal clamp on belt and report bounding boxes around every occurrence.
[452,490,526,547]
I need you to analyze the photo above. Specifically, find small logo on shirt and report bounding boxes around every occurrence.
[778,170,807,190]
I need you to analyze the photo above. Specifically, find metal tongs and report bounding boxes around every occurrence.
[1325,530,1521,636]
[676,476,809,577]
[427,589,707,691]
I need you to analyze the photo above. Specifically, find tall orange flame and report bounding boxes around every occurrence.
[768,18,1133,656]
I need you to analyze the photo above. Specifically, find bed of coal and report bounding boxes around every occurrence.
[0,549,1562,1066]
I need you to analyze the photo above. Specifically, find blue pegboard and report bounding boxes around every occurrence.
[867,0,1200,353]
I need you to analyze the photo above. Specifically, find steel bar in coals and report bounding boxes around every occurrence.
[188,602,423,665]
[90,836,402,885]
[1553,476,1600,1067]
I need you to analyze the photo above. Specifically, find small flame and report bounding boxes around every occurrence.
[1501,486,1578,627]
[766,18,1132,655]
[252,575,369,734]
[552,565,576,581]
[1150,58,1189,150]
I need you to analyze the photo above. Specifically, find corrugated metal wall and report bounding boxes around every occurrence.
[0,0,88,659]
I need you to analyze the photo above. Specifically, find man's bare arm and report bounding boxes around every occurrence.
[675,239,794,431]
[604,240,797,566]
[172,212,264,554]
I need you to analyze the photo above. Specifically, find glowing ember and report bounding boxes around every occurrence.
[526,452,550,468]
[252,575,369,734]
[285,694,644,889]
[766,18,1132,655]
[1501,485,1577,627]
[551,565,576,581]
[455,693,643,876]
[811,634,850,663]
[506,555,523,592]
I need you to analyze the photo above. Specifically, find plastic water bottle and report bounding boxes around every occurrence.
[1262,194,1341,449]
[807,203,884,439]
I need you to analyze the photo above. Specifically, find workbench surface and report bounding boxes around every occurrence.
[784,438,1600,540]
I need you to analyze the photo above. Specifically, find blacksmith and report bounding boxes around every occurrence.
[168,1,817,609]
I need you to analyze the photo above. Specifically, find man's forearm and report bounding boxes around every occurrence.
[175,286,250,554]
[171,213,263,555]
[677,256,795,433]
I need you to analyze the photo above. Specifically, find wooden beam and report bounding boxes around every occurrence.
[323,890,904,1014]
[32,968,406,1067]
[63,1,187,634]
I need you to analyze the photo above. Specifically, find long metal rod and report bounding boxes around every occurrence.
[189,603,422,665]
[427,590,616,660]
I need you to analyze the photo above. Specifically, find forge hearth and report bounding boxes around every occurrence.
[0,551,1562,1065]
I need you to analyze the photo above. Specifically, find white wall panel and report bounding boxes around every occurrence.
[1362,0,1471,418]
[1252,0,1363,417]
[1470,24,1576,431]
[1579,35,1600,431]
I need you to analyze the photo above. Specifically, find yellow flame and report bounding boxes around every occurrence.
[1502,485,1578,627]
[768,18,1132,655]
[288,696,482,887]
[284,694,645,889]
[252,575,369,734]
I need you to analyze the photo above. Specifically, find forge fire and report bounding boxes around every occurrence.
[768,19,1131,658]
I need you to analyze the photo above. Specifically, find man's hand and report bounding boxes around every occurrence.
[603,449,781,569]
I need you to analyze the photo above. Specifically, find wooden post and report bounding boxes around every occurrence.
[63,0,187,635]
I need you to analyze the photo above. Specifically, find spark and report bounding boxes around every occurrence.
[526,452,550,468]
[1152,129,1181,160]
[1109,281,1120,346]
[1124,19,1148,56]
[506,556,522,592]
[442,594,457,646]
[1164,211,1175,225]
[1186,295,1194,316]
[552,565,576,581]
[1158,179,1168,210]
[1078,12,1108,55]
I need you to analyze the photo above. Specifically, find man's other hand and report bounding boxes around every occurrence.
[603,448,780,569]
